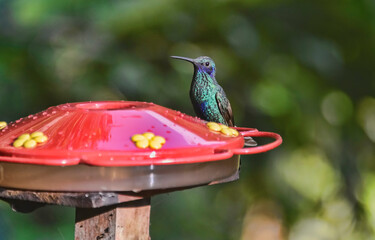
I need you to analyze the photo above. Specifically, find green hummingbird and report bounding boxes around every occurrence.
[171,55,257,146]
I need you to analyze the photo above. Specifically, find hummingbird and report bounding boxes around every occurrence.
[171,56,257,146]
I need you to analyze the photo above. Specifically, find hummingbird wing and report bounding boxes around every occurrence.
[215,91,235,127]
[216,90,257,146]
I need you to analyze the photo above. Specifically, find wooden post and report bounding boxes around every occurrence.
[75,198,151,240]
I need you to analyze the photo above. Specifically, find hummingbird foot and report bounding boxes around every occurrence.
[244,136,257,147]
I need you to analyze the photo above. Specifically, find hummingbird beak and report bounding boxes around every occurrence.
[170,56,196,64]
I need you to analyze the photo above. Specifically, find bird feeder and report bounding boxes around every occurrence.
[0,101,282,239]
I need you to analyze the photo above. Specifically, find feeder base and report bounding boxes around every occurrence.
[0,156,240,191]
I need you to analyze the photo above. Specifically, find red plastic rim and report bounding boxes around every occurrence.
[75,102,149,110]
[232,127,283,155]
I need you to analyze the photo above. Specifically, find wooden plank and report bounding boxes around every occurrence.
[0,189,144,208]
[75,198,151,240]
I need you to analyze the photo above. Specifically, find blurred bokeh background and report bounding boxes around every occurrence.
[0,0,374,239]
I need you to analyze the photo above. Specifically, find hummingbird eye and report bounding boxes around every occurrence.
[205,62,210,67]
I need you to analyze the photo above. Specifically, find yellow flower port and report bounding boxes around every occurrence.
[13,132,48,149]
[131,132,166,150]
[0,121,7,130]
[206,122,239,137]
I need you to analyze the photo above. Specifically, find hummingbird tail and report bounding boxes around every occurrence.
[244,136,257,147]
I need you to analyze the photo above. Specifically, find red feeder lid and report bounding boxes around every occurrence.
[0,101,282,167]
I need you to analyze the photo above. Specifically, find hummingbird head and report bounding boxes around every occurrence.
[171,56,216,78]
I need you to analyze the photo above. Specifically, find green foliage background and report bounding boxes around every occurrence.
[0,0,375,239]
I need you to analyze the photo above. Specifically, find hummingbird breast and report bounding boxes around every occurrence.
[189,72,226,124]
